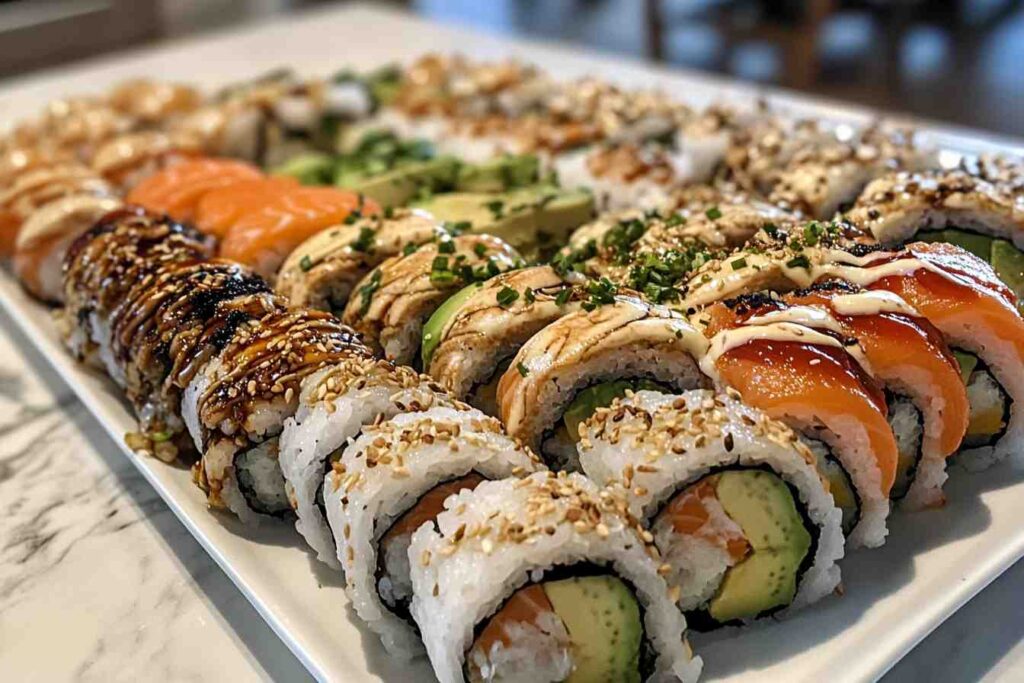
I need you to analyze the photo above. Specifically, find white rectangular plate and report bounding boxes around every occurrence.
[3,5,1024,681]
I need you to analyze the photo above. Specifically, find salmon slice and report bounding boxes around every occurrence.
[126,157,263,222]
[660,477,750,561]
[471,584,561,660]
[380,473,485,548]
[714,341,896,495]
[220,187,380,280]
[194,177,299,239]
[786,287,970,460]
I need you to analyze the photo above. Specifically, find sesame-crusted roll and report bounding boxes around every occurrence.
[578,389,844,629]
[276,208,446,313]
[105,258,280,453]
[497,295,709,471]
[60,208,214,370]
[279,357,462,567]
[341,233,521,365]
[424,265,584,413]
[324,406,544,658]
[408,471,702,683]
[182,308,370,522]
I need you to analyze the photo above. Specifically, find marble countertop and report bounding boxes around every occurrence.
[3,295,1024,683]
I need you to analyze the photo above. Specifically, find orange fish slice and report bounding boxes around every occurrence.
[220,187,380,280]
[126,157,263,222]
[193,176,300,239]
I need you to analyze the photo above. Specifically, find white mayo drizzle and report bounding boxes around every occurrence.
[829,290,919,317]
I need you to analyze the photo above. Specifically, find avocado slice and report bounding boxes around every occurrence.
[413,185,595,259]
[340,156,461,208]
[708,470,811,623]
[991,239,1024,314]
[272,152,335,185]
[420,282,484,368]
[919,229,994,261]
[562,379,667,442]
[544,576,642,683]
[456,155,540,193]
[953,350,979,384]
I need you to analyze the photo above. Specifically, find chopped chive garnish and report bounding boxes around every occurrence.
[496,286,519,308]
[299,255,313,272]
[516,361,529,377]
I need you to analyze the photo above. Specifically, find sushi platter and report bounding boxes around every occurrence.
[3,4,1024,682]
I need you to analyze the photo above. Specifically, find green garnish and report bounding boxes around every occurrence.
[358,269,382,315]
[473,242,488,257]
[785,254,811,270]
[437,239,456,254]
[496,286,520,308]
[705,206,722,220]
[299,255,313,272]
[730,257,748,271]
[485,199,506,220]
[402,242,419,256]
[350,227,376,253]
[516,361,530,377]
[523,287,536,304]
[582,277,618,311]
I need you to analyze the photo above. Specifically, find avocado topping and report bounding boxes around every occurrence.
[707,470,812,623]
[420,282,485,368]
[991,239,1024,314]
[456,154,540,193]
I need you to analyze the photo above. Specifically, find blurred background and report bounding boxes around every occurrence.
[0,0,1021,136]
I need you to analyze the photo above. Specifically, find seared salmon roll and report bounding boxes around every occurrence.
[341,233,521,364]
[276,208,445,312]
[106,258,279,446]
[60,208,214,369]
[497,295,709,471]
[0,163,113,256]
[683,224,1024,470]
[278,357,460,567]
[325,406,544,657]
[846,169,1024,308]
[408,471,702,683]
[695,293,898,548]
[13,194,123,302]
[578,389,844,628]
[423,265,583,413]
[193,176,300,239]
[724,119,933,218]
[181,308,370,522]
[89,130,202,190]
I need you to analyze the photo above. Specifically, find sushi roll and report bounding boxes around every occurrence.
[723,120,933,219]
[845,169,1024,306]
[779,282,970,508]
[60,208,214,369]
[341,233,521,365]
[0,164,114,255]
[106,79,204,125]
[278,357,460,567]
[408,471,702,683]
[577,389,844,627]
[424,265,583,413]
[682,225,1024,470]
[275,208,446,312]
[89,131,202,190]
[497,295,709,471]
[106,258,278,443]
[219,186,380,281]
[695,292,899,547]
[125,156,263,222]
[182,308,370,522]
[325,406,543,656]
[552,143,683,213]
[13,193,123,302]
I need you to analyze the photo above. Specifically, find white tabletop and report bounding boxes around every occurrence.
[1,5,1023,681]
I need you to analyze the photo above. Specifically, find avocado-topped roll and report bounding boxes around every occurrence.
[341,233,521,365]
[723,119,933,218]
[182,308,370,522]
[60,208,214,371]
[578,389,844,628]
[276,208,446,312]
[325,406,544,658]
[279,357,461,567]
[497,296,709,470]
[423,265,584,413]
[105,258,279,451]
[846,169,1024,308]
[409,470,702,683]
